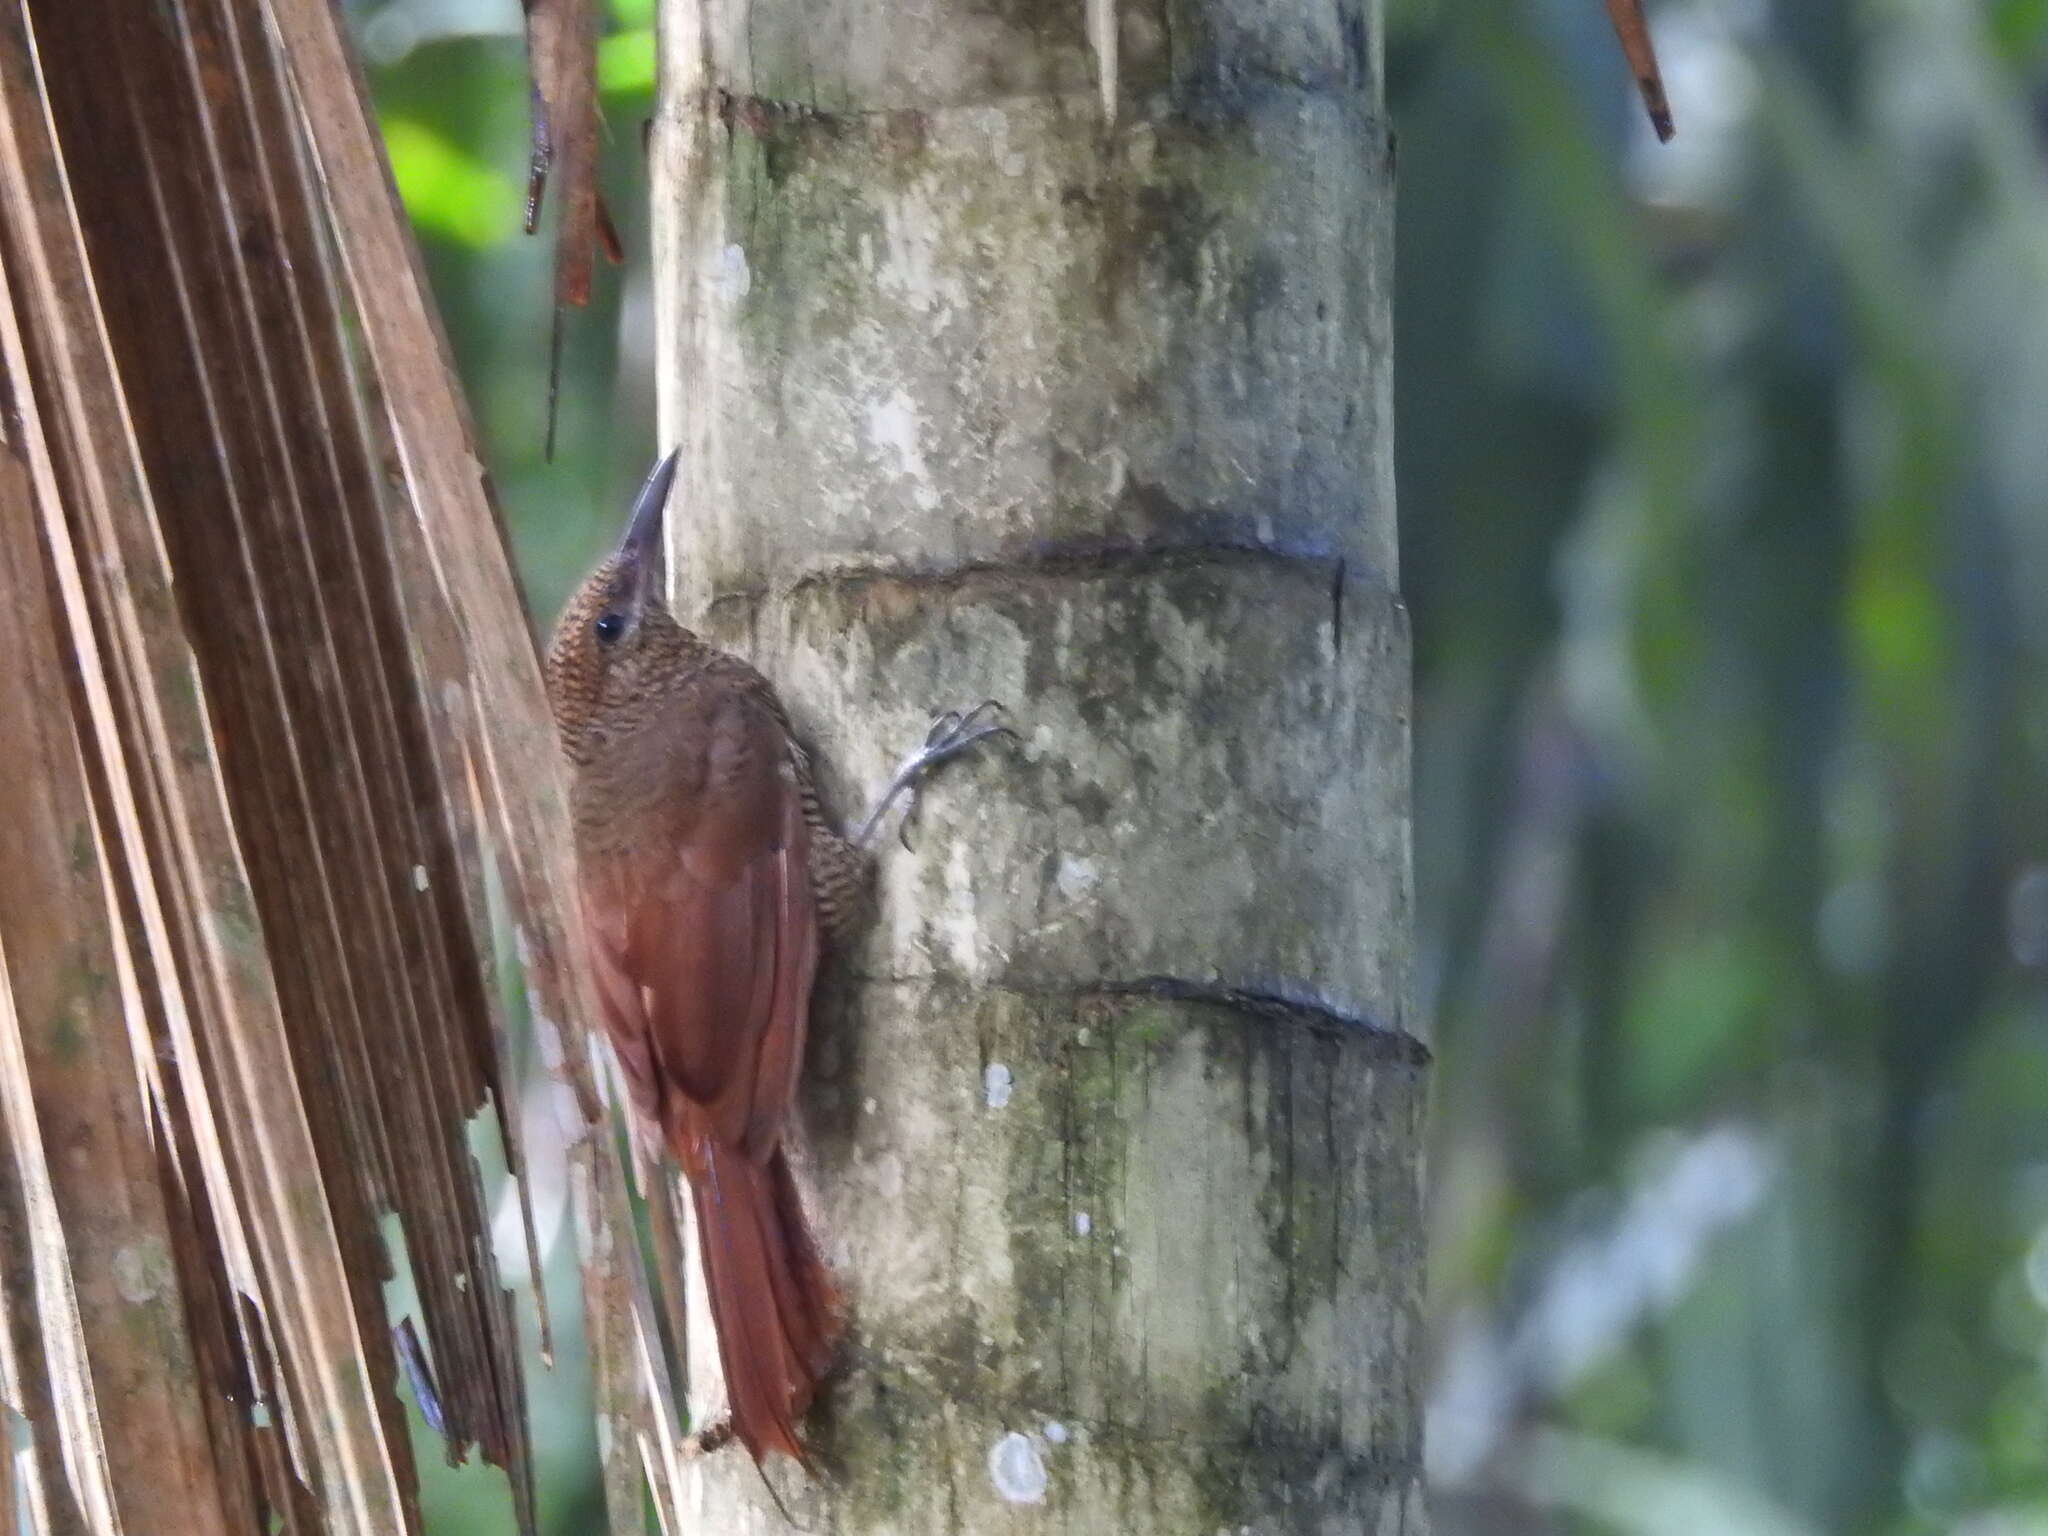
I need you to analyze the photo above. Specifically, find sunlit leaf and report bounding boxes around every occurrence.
[597,28,653,97]
[383,114,522,247]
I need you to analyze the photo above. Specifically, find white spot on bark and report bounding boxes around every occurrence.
[864,390,936,509]
[988,1431,1047,1504]
[935,831,999,975]
[412,863,429,892]
[717,242,751,301]
[1086,0,1118,125]
[1074,1211,1092,1236]
[1056,856,1101,898]
[111,1243,161,1304]
[863,1096,878,1116]
[874,1154,904,1198]
[1044,1420,1069,1445]
[983,1062,1013,1109]
[872,178,976,328]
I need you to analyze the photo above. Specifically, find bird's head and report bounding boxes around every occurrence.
[544,449,692,762]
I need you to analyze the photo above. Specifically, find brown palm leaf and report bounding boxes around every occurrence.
[0,1,690,1531]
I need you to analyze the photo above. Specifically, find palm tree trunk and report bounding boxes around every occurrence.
[652,0,1426,1527]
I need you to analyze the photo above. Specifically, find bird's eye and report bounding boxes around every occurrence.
[593,612,625,645]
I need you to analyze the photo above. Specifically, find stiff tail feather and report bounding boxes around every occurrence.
[690,1139,842,1462]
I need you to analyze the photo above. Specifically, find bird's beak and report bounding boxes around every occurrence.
[616,447,680,616]
[620,448,680,564]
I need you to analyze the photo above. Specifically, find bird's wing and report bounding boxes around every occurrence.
[582,688,819,1162]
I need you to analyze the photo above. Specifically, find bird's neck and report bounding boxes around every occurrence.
[570,732,683,856]
[564,633,717,855]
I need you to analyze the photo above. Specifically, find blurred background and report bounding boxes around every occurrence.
[350,0,2048,1529]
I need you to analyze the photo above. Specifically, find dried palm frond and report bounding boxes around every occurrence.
[0,1,685,1530]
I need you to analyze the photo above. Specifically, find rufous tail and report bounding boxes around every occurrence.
[688,1140,841,1463]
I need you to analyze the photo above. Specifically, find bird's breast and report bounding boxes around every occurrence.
[568,708,711,860]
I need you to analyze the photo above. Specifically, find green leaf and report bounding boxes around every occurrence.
[381,114,519,249]
[597,28,654,98]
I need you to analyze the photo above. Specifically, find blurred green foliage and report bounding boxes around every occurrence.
[1398,1,2048,1531]
[358,0,2048,1530]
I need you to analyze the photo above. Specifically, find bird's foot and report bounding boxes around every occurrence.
[918,700,1018,770]
[854,700,1019,849]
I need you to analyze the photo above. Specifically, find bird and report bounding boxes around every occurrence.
[543,449,1012,1464]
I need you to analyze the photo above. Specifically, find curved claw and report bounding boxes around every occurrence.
[953,699,1007,734]
[855,701,1021,849]
[924,701,1008,755]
